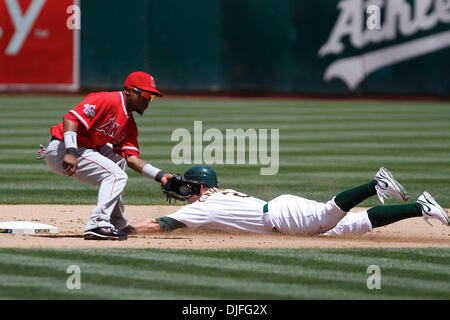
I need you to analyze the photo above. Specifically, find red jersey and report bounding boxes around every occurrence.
[50,91,140,158]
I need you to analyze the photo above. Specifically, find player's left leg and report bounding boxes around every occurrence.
[321,204,421,236]
[334,167,408,212]
[267,168,409,235]
[310,167,408,234]
[99,145,130,231]
[366,203,422,228]
[322,192,449,236]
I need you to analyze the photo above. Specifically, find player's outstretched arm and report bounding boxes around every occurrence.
[126,155,172,186]
[134,217,187,233]
[134,218,164,233]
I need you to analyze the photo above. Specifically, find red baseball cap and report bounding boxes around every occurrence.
[124,71,164,97]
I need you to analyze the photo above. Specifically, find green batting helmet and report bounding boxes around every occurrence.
[183,166,218,188]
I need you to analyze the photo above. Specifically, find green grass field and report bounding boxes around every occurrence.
[0,95,449,300]
[1,95,450,206]
[0,248,448,300]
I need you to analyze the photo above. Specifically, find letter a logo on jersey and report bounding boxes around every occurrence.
[96,118,120,138]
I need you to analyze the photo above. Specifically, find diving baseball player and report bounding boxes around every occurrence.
[134,166,449,236]
[38,71,172,241]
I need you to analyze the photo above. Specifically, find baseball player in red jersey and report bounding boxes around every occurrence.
[39,71,172,240]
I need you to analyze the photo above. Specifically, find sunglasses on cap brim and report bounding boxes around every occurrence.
[132,87,155,101]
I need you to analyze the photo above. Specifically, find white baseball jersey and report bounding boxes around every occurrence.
[166,188,366,235]
[167,188,271,234]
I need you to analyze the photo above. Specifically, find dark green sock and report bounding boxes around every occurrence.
[367,203,422,228]
[334,180,377,212]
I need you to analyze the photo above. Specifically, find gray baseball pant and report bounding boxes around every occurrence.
[44,139,130,232]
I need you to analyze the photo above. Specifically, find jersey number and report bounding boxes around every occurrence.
[221,191,250,198]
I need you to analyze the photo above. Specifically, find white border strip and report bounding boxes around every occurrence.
[72,0,80,91]
[0,221,58,234]
[117,146,140,152]
[120,91,128,117]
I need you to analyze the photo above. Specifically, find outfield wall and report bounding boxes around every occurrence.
[0,0,449,96]
[80,0,450,96]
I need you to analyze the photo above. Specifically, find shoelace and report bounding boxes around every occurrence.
[375,185,392,204]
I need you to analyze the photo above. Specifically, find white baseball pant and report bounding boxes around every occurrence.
[321,210,373,236]
[264,195,348,235]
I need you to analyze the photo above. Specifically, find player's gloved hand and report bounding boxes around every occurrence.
[62,154,78,176]
[160,173,173,187]
[161,174,201,202]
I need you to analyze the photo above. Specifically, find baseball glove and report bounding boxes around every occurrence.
[161,174,202,202]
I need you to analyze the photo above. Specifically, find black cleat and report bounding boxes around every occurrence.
[84,227,128,241]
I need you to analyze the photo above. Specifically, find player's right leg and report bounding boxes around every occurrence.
[333,167,408,212]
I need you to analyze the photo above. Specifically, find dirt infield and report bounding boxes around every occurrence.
[0,205,448,249]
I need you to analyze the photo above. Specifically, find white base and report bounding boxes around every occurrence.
[0,221,58,235]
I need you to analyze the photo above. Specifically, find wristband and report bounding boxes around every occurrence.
[63,131,78,150]
[65,147,78,156]
[155,170,167,182]
[142,164,165,181]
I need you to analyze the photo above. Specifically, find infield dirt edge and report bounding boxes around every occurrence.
[0,204,448,249]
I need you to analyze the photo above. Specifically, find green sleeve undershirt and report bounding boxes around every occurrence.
[155,216,187,232]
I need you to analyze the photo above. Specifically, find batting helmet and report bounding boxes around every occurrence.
[183,166,218,188]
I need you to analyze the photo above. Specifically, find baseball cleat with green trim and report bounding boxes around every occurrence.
[417,191,450,226]
[374,167,409,204]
